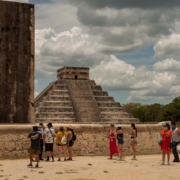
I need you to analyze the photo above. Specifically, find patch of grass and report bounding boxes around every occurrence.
[19,179,23,180]
[0,170,3,172]
[88,163,92,166]
[23,176,28,178]
[64,170,78,174]
[104,171,109,173]
[0,175,4,177]
[38,171,44,174]
[56,172,63,174]
[0,165,3,166]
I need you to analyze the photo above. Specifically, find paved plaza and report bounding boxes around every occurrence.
[0,155,180,180]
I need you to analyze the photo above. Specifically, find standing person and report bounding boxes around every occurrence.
[38,123,45,160]
[116,125,124,161]
[171,121,180,162]
[56,126,67,161]
[108,124,119,159]
[44,122,56,162]
[27,126,42,168]
[160,123,172,165]
[129,123,137,160]
[67,125,76,161]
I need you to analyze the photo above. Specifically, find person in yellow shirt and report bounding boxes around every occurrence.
[56,126,67,161]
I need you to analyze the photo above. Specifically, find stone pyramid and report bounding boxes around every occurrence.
[34,67,139,124]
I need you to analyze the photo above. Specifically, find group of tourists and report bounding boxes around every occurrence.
[108,123,137,161]
[108,122,180,165]
[27,121,180,168]
[27,122,76,168]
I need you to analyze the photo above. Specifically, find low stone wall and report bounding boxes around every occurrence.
[0,123,166,159]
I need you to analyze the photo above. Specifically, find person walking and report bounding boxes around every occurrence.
[116,125,124,161]
[129,123,137,160]
[160,123,172,165]
[38,123,45,160]
[56,126,67,161]
[67,125,76,161]
[44,122,56,162]
[108,124,119,159]
[27,126,42,168]
[171,121,180,162]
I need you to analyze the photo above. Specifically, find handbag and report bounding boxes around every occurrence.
[158,134,162,146]
[61,135,67,144]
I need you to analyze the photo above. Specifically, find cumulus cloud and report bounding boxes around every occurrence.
[34,91,39,98]
[153,58,180,72]
[35,26,180,102]
[69,0,180,9]
[154,34,180,57]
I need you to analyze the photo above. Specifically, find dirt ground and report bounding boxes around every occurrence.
[0,155,180,180]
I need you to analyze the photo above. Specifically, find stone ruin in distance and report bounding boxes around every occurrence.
[34,67,139,124]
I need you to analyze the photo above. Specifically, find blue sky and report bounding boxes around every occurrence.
[11,0,180,105]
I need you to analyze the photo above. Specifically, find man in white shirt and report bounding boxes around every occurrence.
[171,121,180,162]
[43,122,56,162]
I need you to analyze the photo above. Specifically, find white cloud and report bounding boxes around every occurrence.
[34,92,39,98]
[35,26,180,102]
[154,34,180,57]
[153,58,180,72]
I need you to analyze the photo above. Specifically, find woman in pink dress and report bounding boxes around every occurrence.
[108,124,119,159]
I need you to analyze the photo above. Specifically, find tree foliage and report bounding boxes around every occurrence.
[122,96,180,122]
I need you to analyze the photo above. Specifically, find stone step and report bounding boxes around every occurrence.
[46,96,71,101]
[93,91,108,96]
[92,85,102,91]
[38,106,74,113]
[42,101,73,106]
[35,112,75,118]
[95,96,114,102]
[101,113,134,118]
[49,90,69,96]
[53,84,68,90]
[97,102,121,107]
[99,107,126,112]
[102,118,139,123]
[56,81,68,85]
[35,118,76,123]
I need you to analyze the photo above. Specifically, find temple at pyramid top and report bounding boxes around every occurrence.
[57,67,90,80]
[34,66,139,124]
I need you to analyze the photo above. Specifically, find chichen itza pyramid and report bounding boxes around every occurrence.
[34,67,139,124]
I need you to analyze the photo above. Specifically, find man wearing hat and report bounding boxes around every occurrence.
[43,123,56,162]
[27,126,42,168]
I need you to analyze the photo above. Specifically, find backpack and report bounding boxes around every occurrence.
[72,133,76,142]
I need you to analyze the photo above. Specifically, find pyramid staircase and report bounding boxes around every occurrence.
[34,79,139,124]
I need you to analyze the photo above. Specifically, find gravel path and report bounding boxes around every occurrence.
[0,155,180,180]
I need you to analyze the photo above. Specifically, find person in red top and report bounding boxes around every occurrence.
[108,124,119,159]
[160,123,172,165]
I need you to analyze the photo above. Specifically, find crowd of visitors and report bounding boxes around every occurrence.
[108,121,180,165]
[27,121,180,168]
[27,123,76,167]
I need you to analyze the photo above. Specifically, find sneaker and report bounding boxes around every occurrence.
[131,157,137,160]
[173,159,180,162]
[27,163,32,167]
[46,159,49,162]
[64,158,67,161]
[118,158,124,161]
[35,164,39,168]
[40,158,44,161]
[57,159,61,161]
[167,161,170,165]
[67,158,72,161]
[161,161,165,165]
[117,157,120,160]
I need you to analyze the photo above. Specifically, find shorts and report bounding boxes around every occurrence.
[118,138,124,145]
[28,148,40,155]
[131,139,137,145]
[45,143,53,152]
[58,143,67,146]
[68,140,74,147]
